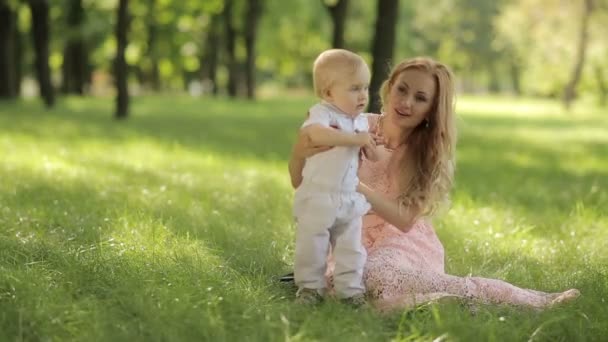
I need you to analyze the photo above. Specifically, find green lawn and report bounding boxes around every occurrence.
[0,95,606,341]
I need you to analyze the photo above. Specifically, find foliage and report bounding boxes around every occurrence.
[496,0,608,99]
[6,0,608,100]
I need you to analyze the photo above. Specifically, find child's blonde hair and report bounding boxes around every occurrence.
[313,49,368,98]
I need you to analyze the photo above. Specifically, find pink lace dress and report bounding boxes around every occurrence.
[326,116,579,312]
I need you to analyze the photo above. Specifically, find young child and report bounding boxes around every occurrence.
[293,49,378,305]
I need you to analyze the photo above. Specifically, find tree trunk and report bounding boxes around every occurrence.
[223,0,238,97]
[145,0,160,91]
[0,1,18,98]
[323,0,349,48]
[28,0,55,107]
[62,0,87,95]
[368,0,399,114]
[595,63,607,106]
[244,0,262,99]
[563,0,594,109]
[13,19,22,96]
[114,0,130,119]
[200,15,221,96]
[509,61,521,96]
[487,62,500,93]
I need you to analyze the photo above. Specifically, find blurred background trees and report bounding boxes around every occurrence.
[0,0,606,117]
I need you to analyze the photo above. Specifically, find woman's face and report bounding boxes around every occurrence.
[385,68,436,129]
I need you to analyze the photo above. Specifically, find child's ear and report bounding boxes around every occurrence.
[323,88,332,100]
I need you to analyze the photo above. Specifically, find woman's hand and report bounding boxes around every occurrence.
[371,132,386,147]
[288,128,333,189]
[356,181,417,232]
[292,127,333,160]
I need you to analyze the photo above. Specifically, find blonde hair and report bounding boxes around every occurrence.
[379,57,456,218]
[313,49,368,98]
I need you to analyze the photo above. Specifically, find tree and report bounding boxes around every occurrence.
[28,0,54,107]
[496,0,607,99]
[62,0,88,95]
[0,1,18,98]
[144,0,160,91]
[223,0,238,97]
[322,0,349,48]
[563,0,594,109]
[368,0,398,113]
[114,0,130,119]
[13,10,22,97]
[594,63,607,106]
[244,0,263,99]
[200,14,221,96]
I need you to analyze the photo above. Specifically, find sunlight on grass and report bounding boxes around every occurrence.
[0,95,606,340]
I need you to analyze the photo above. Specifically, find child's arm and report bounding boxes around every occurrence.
[304,124,371,147]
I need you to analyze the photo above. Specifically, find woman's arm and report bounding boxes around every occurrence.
[288,151,305,189]
[357,182,420,232]
[288,127,333,189]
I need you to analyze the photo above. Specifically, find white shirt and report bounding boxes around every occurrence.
[299,102,369,193]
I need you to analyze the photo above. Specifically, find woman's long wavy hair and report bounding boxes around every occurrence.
[379,57,457,218]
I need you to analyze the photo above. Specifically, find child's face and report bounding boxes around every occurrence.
[325,66,370,117]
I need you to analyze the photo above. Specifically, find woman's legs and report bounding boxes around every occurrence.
[364,248,579,312]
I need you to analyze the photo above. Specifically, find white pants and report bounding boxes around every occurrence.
[293,189,369,298]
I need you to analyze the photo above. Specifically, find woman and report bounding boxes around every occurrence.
[288,57,580,312]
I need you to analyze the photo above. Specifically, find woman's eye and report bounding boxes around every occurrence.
[416,96,427,102]
[398,86,406,93]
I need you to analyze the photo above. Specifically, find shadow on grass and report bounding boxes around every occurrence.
[0,96,308,162]
[2,96,606,237]
[0,166,298,340]
[456,130,607,237]
[458,111,608,132]
[1,141,606,339]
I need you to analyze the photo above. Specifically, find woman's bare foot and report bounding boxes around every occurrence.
[549,289,580,306]
[543,289,580,308]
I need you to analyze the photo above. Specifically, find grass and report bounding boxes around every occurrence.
[0,94,606,341]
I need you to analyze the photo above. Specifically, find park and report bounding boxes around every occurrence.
[0,0,607,341]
